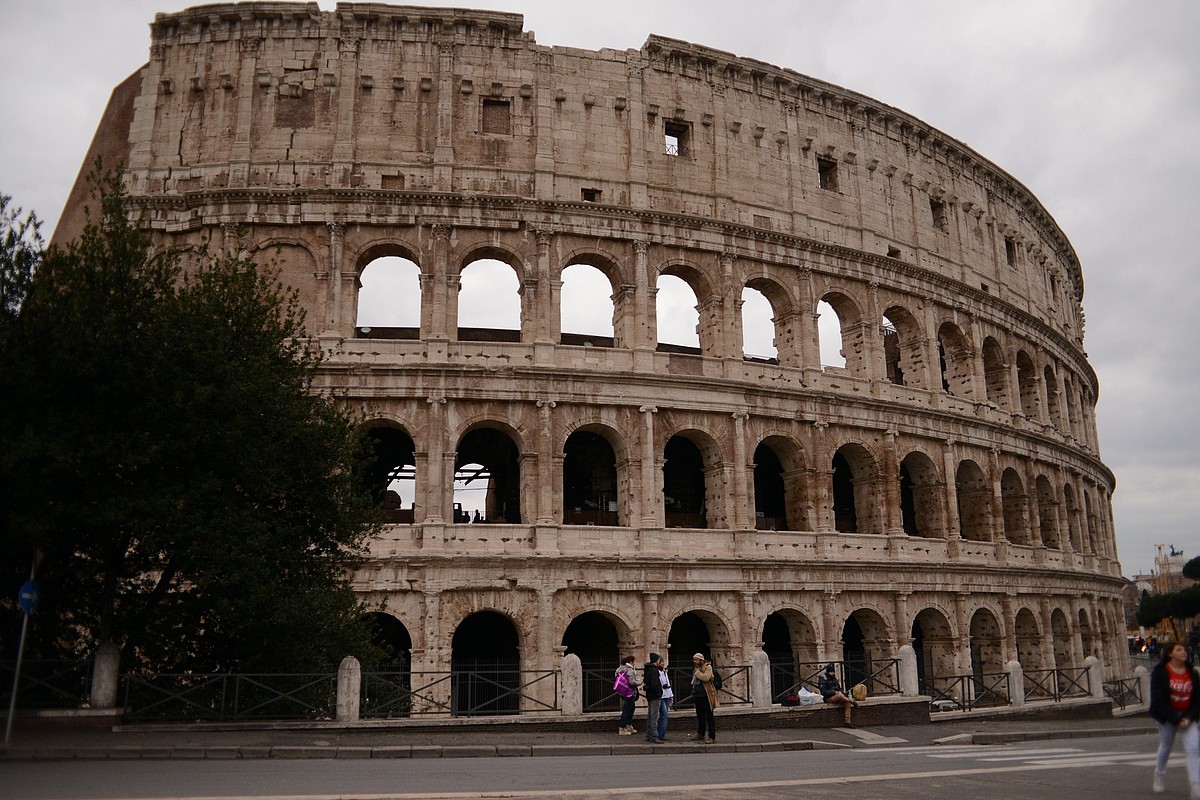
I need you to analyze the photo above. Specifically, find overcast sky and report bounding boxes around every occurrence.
[2,1,1196,576]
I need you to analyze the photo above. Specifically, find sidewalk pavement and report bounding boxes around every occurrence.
[0,709,1157,762]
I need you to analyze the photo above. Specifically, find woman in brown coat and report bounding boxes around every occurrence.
[691,653,719,743]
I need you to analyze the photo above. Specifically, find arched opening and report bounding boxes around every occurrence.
[1084,490,1103,557]
[911,608,955,696]
[562,611,620,713]
[938,322,974,397]
[1078,608,1097,662]
[1063,375,1080,439]
[458,258,521,342]
[761,610,819,702]
[356,255,422,338]
[741,286,778,362]
[1001,468,1032,545]
[664,435,707,528]
[1036,474,1061,549]
[454,427,521,524]
[753,442,787,531]
[969,608,1006,706]
[451,611,520,716]
[955,459,993,542]
[1063,483,1084,552]
[1044,365,1062,430]
[364,427,417,523]
[562,429,619,526]
[362,612,414,718]
[982,337,1008,408]
[900,451,943,537]
[1051,608,1073,671]
[665,611,711,707]
[842,609,891,689]
[832,444,878,534]
[818,292,867,375]
[1015,607,1045,675]
[1016,350,1040,419]
[882,307,926,388]
[560,263,615,347]
[655,273,700,352]
[817,299,845,369]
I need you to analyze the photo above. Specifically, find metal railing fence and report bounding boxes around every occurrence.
[927,672,1011,712]
[1103,676,1143,710]
[121,672,336,722]
[1023,666,1091,702]
[0,659,91,710]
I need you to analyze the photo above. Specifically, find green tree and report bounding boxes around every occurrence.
[0,169,384,672]
[1183,555,1200,582]
[0,194,42,326]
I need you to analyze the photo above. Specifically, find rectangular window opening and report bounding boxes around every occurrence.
[664,120,690,157]
[817,156,839,191]
[1004,236,1017,267]
[581,187,601,202]
[481,98,512,135]
[930,198,948,232]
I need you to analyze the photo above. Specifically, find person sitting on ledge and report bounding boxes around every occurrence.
[818,663,857,726]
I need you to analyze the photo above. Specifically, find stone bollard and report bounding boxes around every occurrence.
[897,644,920,696]
[560,653,583,715]
[750,649,771,707]
[1006,660,1026,705]
[1084,656,1106,701]
[89,642,121,709]
[1135,665,1150,708]
[336,656,361,723]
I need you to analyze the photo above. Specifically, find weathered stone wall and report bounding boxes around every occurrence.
[60,2,1127,695]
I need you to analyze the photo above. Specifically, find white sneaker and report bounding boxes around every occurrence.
[1153,772,1164,793]
[618,727,632,735]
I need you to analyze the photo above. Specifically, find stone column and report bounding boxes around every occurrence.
[811,421,833,533]
[988,448,1007,553]
[731,411,751,530]
[820,590,840,663]
[632,241,655,370]
[89,642,120,710]
[326,222,346,332]
[738,591,757,665]
[425,224,453,341]
[639,406,661,529]
[422,397,448,524]
[336,656,361,722]
[893,593,911,649]
[535,400,556,525]
[882,430,903,536]
[641,591,661,659]
[942,441,962,552]
[798,266,821,373]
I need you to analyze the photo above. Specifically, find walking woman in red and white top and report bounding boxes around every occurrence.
[1149,640,1200,796]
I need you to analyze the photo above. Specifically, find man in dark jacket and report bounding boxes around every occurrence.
[642,653,665,743]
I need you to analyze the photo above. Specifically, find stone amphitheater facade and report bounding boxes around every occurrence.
[62,3,1127,707]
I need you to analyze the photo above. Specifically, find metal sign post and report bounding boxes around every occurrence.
[4,554,42,746]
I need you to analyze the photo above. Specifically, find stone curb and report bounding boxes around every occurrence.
[0,738,819,762]
[968,726,1155,745]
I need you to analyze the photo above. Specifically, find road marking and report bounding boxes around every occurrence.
[833,726,908,745]
[73,755,1168,800]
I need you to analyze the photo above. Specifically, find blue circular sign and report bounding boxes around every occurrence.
[18,579,39,615]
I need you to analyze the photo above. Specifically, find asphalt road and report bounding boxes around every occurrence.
[0,731,1168,800]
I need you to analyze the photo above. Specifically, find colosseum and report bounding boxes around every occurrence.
[59,2,1128,715]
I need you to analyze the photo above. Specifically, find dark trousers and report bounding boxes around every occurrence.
[694,692,716,739]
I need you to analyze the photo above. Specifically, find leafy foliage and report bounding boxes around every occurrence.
[0,194,42,326]
[1183,556,1200,582]
[0,168,384,673]
[1137,587,1200,641]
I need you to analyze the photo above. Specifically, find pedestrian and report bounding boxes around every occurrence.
[1149,640,1200,796]
[818,663,856,726]
[642,653,665,744]
[691,652,718,742]
[657,656,673,741]
[614,655,640,735]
